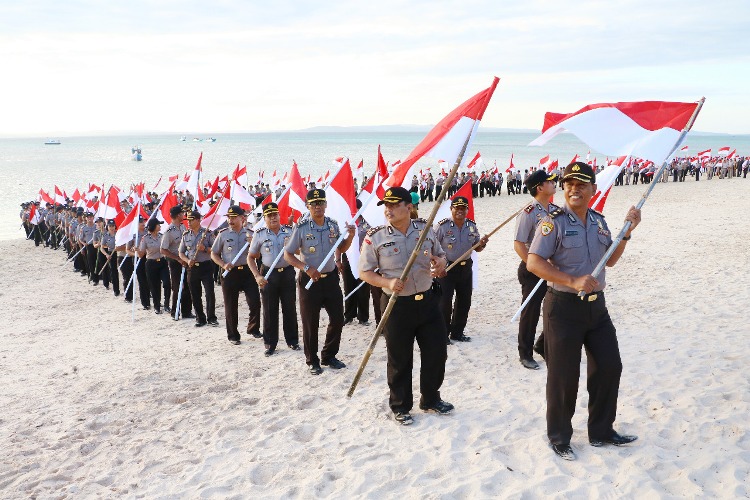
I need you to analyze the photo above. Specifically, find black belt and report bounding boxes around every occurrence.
[384,289,432,301]
[447,258,472,267]
[261,265,290,274]
[548,288,603,302]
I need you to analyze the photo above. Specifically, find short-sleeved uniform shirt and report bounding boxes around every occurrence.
[79,223,95,244]
[528,204,612,294]
[284,216,341,273]
[211,227,253,265]
[160,224,184,257]
[514,202,559,248]
[101,232,116,251]
[180,228,215,263]
[359,218,445,296]
[139,232,164,260]
[250,225,293,268]
[434,217,481,262]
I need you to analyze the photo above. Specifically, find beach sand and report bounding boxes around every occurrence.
[2,177,748,498]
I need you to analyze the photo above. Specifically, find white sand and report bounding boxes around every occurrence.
[2,178,749,498]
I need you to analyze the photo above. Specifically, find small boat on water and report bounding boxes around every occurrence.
[192,137,201,142]
[180,136,186,142]
[207,137,217,142]
[44,139,61,145]
[131,147,142,161]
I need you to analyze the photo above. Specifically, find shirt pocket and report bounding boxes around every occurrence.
[561,235,586,265]
[597,233,612,247]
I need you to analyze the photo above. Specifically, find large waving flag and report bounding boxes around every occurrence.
[385,77,500,189]
[358,146,389,228]
[29,203,41,225]
[465,151,482,172]
[97,185,126,227]
[717,146,731,156]
[115,202,149,247]
[186,153,203,198]
[529,101,701,165]
[505,153,515,173]
[287,161,309,215]
[326,159,361,278]
[201,183,231,231]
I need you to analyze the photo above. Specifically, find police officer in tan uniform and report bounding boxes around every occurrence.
[179,210,218,328]
[138,218,171,314]
[528,162,641,461]
[513,170,558,369]
[435,196,488,344]
[359,187,452,426]
[161,205,193,320]
[248,202,299,356]
[211,205,261,345]
[284,189,355,375]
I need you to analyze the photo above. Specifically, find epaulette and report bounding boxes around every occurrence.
[216,227,228,233]
[589,208,605,218]
[414,217,427,223]
[281,224,293,230]
[326,216,339,226]
[524,203,534,214]
[182,230,190,237]
[550,208,565,219]
[548,202,560,211]
[437,218,450,225]
[366,225,385,236]
[466,218,476,225]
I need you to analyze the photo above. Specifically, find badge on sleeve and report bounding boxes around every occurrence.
[541,221,554,236]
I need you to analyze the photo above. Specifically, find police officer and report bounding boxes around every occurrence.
[527,161,641,461]
[211,205,261,345]
[359,187,452,426]
[435,196,488,344]
[161,205,194,320]
[284,189,355,375]
[79,212,97,279]
[179,210,218,328]
[341,200,371,326]
[513,170,558,369]
[91,217,109,288]
[248,202,299,356]
[100,219,120,296]
[138,218,171,314]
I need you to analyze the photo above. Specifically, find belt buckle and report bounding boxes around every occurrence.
[459,261,466,266]
[155,258,161,262]
[194,262,200,266]
[320,273,328,278]
[414,293,424,301]
[277,267,284,272]
[236,265,244,270]
[587,293,598,302]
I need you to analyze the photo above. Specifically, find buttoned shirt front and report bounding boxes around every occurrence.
[250,225,293,268]
[435,217,481,262]
[180,228,214,262]
[160,223,184,256]
[285,216,341,273]
[139,233,164,260]
[211,227,253,265]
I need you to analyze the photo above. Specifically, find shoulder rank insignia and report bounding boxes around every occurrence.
[589,208,605,218]
[466,218,476,225]
[216,227,228,233]
[437,218,450,225]
[541,221,555,236]
[366,225,385,236]
[549,208,564,219]
[524,203,534,214]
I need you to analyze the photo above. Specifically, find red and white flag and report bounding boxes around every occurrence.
[718,146,731,156]
[53,185,66,204]
[186,153,203,198]
[680,145,689,152]
[354,159,364,177]
[698,148,712,159]
[326,159,361,278]
[538,155,551,171]
[97,185,126,227]
[115,202,149,247]
[547,159,559,173]
[232,164,248,186]
[385,77,500,189]
[530,101,701,164]
[287,161,309,216]
[151,182,179,232]
[726,149,736,159]
[465,151,482,171]
[38,189,55,206]
[231,180,257,213]
[505,153,515,173]
[358,146,389,228]
[589,156,627,213]
[201,183,232,231]
[433,180,479,288]
[28,203,41,225]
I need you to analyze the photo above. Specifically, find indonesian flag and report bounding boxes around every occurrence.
[385,77,500,189]
[152,176,162,191]
[233,164,248,186]
[168,174,180,183]
[97,185,126,227]
[151,182,179,232]
[29,203,41,225]
[287,161,309,215]
[115,202,149,247]
[545,159,558,173]
[465,151,482,171]
[569,154,580,166]
[186,153,203,198]
[275,186,298,225]
[538,155,552,171]
[231,180,257,212]
[680,145,689,152]
[726,149,737,159]
[326,159,361,278]
[433,180,479,288]
[698,148,712,159]
[718,146,731,156]
[589,156,627,213]
[201,183,232,231]
[53,185,66,204]
[505,153,515,173]
[358,146,389,228]
[252,192,275,231]
[38,189,55,206]
[530,101,701,165]
[354,159,364,177]
[270,169,280,188]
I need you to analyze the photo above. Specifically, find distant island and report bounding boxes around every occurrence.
[295,125,538,134]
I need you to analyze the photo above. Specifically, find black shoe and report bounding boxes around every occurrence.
[250,331,263,339]
[264,348,275,357]
[143,305,151,311]
[358,320,371,326]
[183,313,195,319]
[155,308,162,315]
[533,344,545,360]
[343,318,354,325]
[194,321,207,328]
[288,344,301,351]
[321,357,346,369]
[92,282,98,286]
[229,339,241,345]
[446,338,453,345]
[394,412,414,426]
[309,363,323,375]
[114,292,120,297]
[551,443,576,461]
[125,298,132,303]
[450,334,471,342]
[589,432,638,447]
[164,306,171,314]
[208,318,219,326]
[419,400,454,415]
[520,358,540,370]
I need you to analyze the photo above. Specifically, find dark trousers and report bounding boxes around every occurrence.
[438,260,473,339]
[221,266,261,341]
[342,254,369,322]
[543,290,622,445]
[146,258,171,312]
[517,261,546,359]
[298,271,344,365]
[380,290,447,413]
[188,261,216,323]
[135,257,151,308]
[260,266,298,349]
[94,251,110,288]
[108,256,120,295]
[168,258,193,317]
[371,286,383,325]
[119,256,133,301]
[86,244,98,283]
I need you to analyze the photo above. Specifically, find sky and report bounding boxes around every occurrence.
[1,0,748,137]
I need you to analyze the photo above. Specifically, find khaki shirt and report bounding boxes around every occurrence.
[528,204,612,293]
[180,228,214,262]
[139,233,164,260]
[250,225,293,268]
[285,216,341,273]
[79,223,96,244]
[101,232,116,251]
[160,223,184,256]
[359,218,445,296]
[514,202,559,248]
[211,227,253,264]
[434,217,481,262]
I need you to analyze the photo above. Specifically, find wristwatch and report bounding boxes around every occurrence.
[303,264,310,272]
